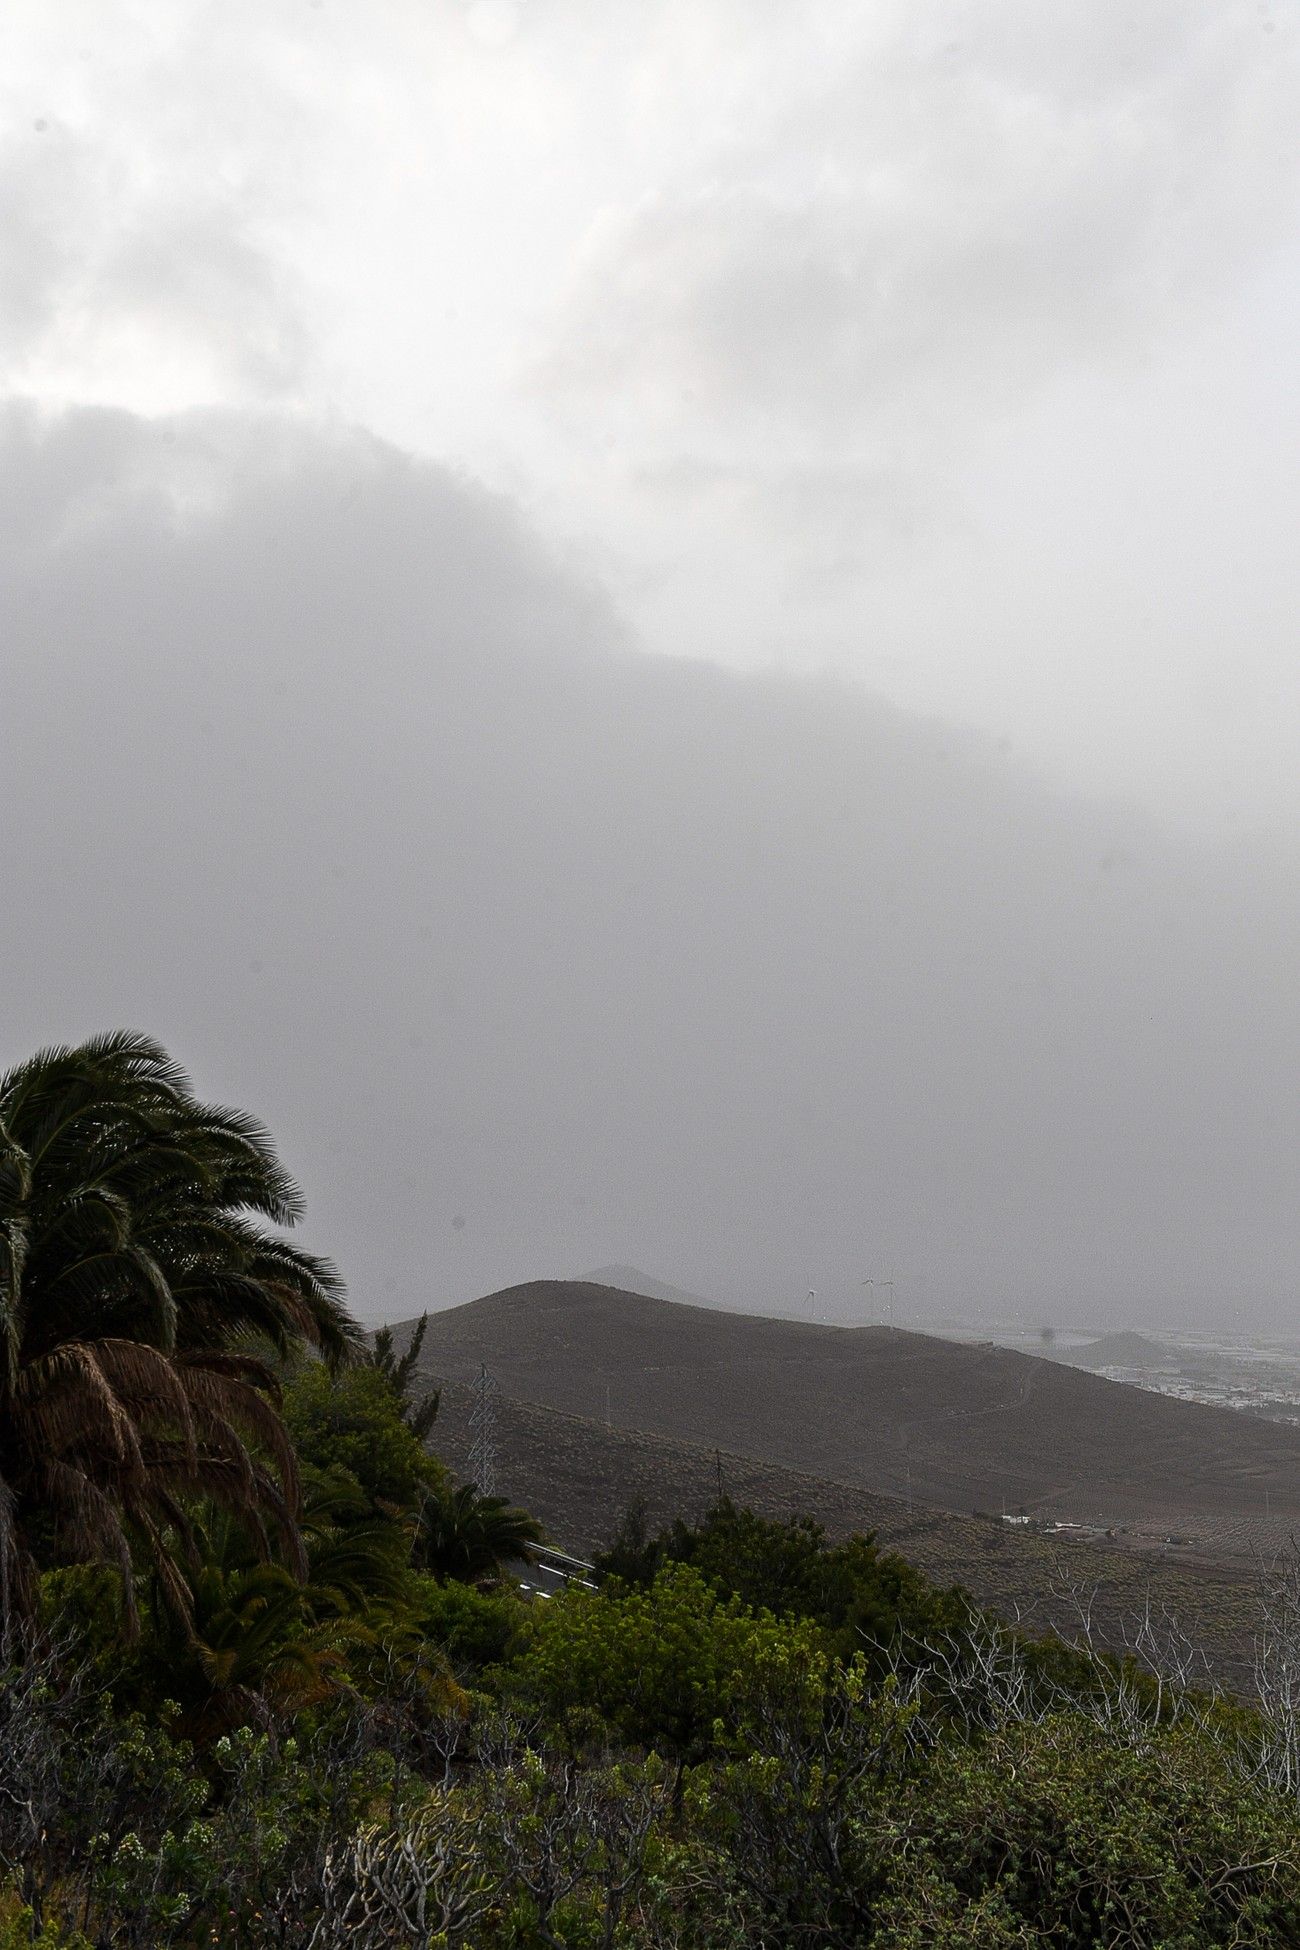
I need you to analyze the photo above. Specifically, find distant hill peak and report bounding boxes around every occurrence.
[578,1265,719,1311]
[1062,1329,1175,1370]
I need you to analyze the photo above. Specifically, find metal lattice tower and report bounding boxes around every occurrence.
[468,1362,499,1497]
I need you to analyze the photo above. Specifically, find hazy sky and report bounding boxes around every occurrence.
[2,4,1298,1327]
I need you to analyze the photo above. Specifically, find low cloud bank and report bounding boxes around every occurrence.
[3,405,1296,1327]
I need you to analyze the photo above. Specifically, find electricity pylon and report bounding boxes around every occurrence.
[468,1362,499,1497]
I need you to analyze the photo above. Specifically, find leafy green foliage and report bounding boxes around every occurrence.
[0,1910,90,1950]
[599,1496,972,1665]
[409,1574,524,1672]
[370,1311,441,1442]
[10,1540,1300,1947]
[508,1560,829,1758]
[283,1361,444,1513]
[869,1715,1300,1946]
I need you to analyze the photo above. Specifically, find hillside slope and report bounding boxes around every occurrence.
[429,1380,1262,1687]
[407,1281,1300,1555]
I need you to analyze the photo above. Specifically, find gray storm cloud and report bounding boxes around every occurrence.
[2,2,1297,832]
[2,406,1296,1330]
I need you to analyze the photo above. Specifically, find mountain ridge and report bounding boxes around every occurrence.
[394,1280,1300,1559]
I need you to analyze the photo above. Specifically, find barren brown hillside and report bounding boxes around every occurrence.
[405,1281,1300,1558]
[429,1380,1264,1688]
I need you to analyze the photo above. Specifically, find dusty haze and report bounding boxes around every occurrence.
[1,2,1297,1329]
[3,406,1297,1329]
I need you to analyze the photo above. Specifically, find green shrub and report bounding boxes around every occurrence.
[284,1361,446,1512]
[870,1714,1300,1948]
[599,1497,972,1667]
[0,1906,91,1950]
[507,1560,829,1758]
[411,1574,524,1670]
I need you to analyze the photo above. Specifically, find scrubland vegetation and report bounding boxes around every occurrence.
[4,1036,1300,1946]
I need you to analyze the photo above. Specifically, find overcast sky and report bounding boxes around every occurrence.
[2,4,1298,1329]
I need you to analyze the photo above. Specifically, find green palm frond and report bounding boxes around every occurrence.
[0,1031,360,1641]
[416,1480,546,1584]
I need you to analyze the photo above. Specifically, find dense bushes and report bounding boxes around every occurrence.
[869,1715,1300,1947]
[6,1352,1300,1946]
[6,1575,1300,1948]
[283,1362,446,1512]
[597,1497,973,1664]
[506,1560,830,1759]
[5,1037,1300,1943]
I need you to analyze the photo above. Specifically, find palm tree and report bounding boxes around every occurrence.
[170,1477,461,1740]
[0,1030,363,1640]
[415,1480,545,1585]
[182,1558,359,1738]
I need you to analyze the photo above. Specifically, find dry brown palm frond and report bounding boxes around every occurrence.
[240,1462,308,1578]
[151,1488,204,1573]
[176,1364,300,1506]
[174,1396,259,1502]
[242,1463,307,1578]
[41,1458,140,1635]
[232,1503,274,1564]
[141,1432,257,1542]
[177,1347,281,1398]
[139,1437,276,1566]
[154,1449,308,1580]
[14,1342,144,1474]
[126,1501,197,1638]
[93,1338,198,1465]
